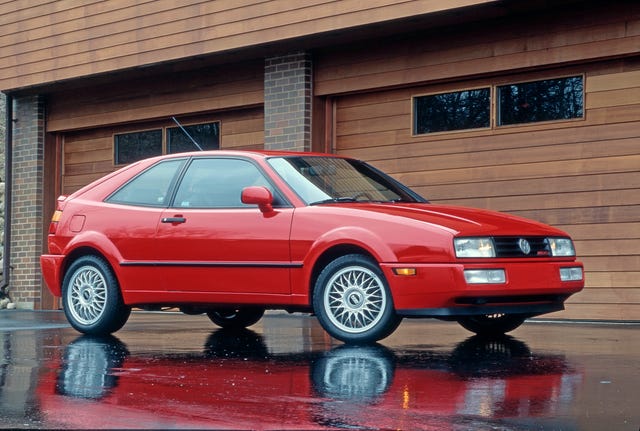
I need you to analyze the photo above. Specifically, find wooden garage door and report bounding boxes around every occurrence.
[61,108,264,196]
[334,68,640,321]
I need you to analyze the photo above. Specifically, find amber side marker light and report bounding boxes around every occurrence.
[393,268,417,276]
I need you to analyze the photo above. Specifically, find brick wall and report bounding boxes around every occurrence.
[0,92,5,265]
[9,95,45,309]
[264,52,312,152]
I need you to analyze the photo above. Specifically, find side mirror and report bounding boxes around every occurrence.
[241,186,274,213]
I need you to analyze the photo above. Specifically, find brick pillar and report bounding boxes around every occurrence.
[10,95,45,309]
[264,51,312,151]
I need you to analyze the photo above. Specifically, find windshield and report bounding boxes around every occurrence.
[267,156,426,205]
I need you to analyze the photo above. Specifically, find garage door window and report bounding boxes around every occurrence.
[167,122,220,153]
[114,129,162,165]
[413,88,490,134]
[114,121,220,165]
[413,75,584,135]
[497,76,583,125]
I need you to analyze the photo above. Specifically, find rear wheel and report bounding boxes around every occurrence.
[457,314,526,336]
[207,308,265,329]
[313,254,402,344]
[62,255,130,335]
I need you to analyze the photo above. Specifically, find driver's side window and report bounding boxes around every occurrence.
[173,158,274,208]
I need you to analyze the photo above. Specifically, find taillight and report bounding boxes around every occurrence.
[48,196,67,235]
[48,210,62,234]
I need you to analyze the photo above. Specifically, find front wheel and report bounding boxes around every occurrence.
[62,255,131,335]
[206,308,265,329]
[457,314,526,336]
[313,254,402,344]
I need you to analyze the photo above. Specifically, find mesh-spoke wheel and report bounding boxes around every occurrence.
[67,265,108,325]
[314,254,401,344]
[324,266,385,333]
[62,255,130,335]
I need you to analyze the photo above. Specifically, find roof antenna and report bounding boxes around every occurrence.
[171,116,203,151]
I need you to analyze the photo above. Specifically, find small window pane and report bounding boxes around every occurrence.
[115,129,162,164]
[414,88,490,134]
[107,159,184,207]
[167,122,219,153]
[498,76,583,126]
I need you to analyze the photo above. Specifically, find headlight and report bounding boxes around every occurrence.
[548,238,576,257]
[454,238,495,258]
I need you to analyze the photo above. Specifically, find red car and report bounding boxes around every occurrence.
[40,150,584,343]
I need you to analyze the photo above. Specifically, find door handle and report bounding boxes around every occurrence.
[161,216,186,224]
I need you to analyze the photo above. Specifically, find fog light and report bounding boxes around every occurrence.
[560,267,583,281]
[464,269,506,284]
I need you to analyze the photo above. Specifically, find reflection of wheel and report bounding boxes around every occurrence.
[450,335,532,377]
[56,335,129,399]
[312,345,395,402]
[204,328,268,358]
[457,314,526,336]
[313,254,401,344]
[62,255,131,335]
[206,308,264,329]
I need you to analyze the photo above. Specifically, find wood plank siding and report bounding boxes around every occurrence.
[314,2,640,96]
[61,107,264,196]
[46,60,264,131]
[329,66,640,320]
[0,0,495,91]
[2,0,638,320]
[311,1,640,320]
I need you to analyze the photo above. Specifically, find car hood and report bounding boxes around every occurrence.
[334,202,567,237]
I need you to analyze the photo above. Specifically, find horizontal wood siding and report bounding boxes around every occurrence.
[315,1,640,96]
[46,60,264,132]
[0,0,493,91]
[333,64,640,321]
[61,108,264,195]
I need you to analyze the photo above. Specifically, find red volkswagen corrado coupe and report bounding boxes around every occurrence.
[41,151,584,343]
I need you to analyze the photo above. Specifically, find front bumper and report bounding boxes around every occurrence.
[381,260,584,318]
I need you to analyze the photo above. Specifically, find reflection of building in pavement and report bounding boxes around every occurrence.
[0,331,40,420]
[261,311,339,354]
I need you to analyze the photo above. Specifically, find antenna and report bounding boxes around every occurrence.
[171,116,203,151]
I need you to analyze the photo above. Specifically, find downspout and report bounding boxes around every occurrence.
[1,92,13,300]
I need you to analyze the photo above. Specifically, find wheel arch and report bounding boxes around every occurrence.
[308,244,378,301]
[61,246,119,289]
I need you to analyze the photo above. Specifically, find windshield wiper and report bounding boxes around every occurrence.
[309,197,360,205]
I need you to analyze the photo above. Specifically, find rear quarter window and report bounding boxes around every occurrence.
[106,159,185,206]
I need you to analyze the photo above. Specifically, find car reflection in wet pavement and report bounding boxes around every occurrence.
[39,331,579,429]
[2,312,638,430]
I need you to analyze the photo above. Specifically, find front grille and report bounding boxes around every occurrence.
[493,236,550,257]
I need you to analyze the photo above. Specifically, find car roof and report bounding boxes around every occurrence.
[154,149,346,161]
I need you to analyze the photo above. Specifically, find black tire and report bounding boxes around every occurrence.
[61,255,131,335]
[313,254,402,344]
[457,314,526,336]
[206,308,265,329]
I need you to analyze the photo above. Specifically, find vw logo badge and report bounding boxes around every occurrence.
[518,238,531,255]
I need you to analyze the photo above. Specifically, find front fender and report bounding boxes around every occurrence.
[292,226,397,299]
[304,226,397,265]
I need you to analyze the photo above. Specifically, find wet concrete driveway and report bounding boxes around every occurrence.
[1,310,638,430]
